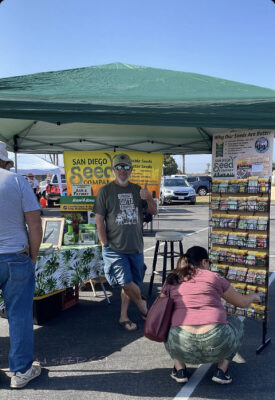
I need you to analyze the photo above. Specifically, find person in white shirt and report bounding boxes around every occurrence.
[0,141,42,389]
[27,173,40,201]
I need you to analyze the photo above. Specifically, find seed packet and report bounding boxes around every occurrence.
[210,263,219,273]
[227,266,238,280]
[257,196,268,212]
[218,248,228,262]
[257,287,267,304]
[255,252,267,267]
[258,178,269,193]
[246,216,258,230]
[228,179,239,193]
[219,181,229,193]
[257,217,268,231]
[238,179,248,193]
[253,304,266,320]
[232,282,247,294]
[216,264,229,277]
[238,216,248,230]
[227,233,238,246]
[234,249,247,264]
[219,199,228,211]
[247,196,258,212]
[247,234,257,248]
[228,197,238,211]
[217,231,228,245]
[211,197,220,210]
[226,303,236,314]
[256,234,267,249]
[235,307,246,316]
[246,251,257,266]
[235,232,247,247]
[247,176,258,193]
[235,267,248,282]
[211,214,220,228]
[226,249,236,264]
[246,284,257,295]
[245,268,257,283]
[211,180,220,193]
[218,214,229,228]
[246,308,256,319]
[210,232,220,245]
[237,197,247,211]
[255,269,267,285]
[217,214,238,229]
[209,249,219,262]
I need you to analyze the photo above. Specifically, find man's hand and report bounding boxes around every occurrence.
[140,183,152,200]
[24,210,42,263]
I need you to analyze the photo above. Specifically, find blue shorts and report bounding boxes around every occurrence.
[102,246,146,288]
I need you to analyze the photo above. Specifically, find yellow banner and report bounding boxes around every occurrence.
[64,151,164,197]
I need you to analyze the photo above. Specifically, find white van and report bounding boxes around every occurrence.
[171,174,187,179]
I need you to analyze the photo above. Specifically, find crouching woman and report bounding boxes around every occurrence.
[162,246,260,385]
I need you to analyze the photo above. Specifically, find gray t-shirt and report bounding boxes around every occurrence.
[94,181,147,254]
[0,169,40,253]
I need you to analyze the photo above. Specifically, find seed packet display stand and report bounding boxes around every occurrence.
[209,178,271,353]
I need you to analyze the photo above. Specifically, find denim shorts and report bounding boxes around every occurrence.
[102,245,146,287]
[165,315,244,364]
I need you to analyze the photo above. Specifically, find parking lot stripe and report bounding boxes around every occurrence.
[174,363,212,399]
[143,227,209,254]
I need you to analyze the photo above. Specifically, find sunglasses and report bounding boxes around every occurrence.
[114,164,131,171]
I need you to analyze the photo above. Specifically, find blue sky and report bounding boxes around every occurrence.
[1,0,275,172]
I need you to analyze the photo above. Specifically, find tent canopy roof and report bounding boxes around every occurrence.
[9,153,61,175]
[0,62,275,155]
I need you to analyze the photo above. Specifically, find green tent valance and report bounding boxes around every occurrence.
[0,62,274,154]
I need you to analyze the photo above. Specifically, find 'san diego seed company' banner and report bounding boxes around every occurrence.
[212,130,274,179]
[64,151,164,197]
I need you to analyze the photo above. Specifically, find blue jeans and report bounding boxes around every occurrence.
[0,253,35,372]
[102,246,146,287]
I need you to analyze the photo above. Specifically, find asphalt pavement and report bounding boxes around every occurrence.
[0,204,275,399]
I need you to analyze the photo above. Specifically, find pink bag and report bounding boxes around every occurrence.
[144,288,174,342]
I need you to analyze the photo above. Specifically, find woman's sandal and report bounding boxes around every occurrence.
[119,320,138,331]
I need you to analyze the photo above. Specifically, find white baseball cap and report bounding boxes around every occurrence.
[0,141,13,162]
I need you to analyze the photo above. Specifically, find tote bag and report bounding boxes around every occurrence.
[144,288,174,342]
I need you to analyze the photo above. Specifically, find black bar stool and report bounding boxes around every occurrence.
[148,230,184,296]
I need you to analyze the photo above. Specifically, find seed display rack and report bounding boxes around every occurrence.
[209,176,271,353]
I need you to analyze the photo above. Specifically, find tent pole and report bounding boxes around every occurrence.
[13,135,19,173]
[14,153,18,172]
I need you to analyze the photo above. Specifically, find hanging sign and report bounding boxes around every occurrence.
[72,184,92,196]
[212,130,274,179]
[63,151,164,197]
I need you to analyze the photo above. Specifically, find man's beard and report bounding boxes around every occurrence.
[116,175,129,185]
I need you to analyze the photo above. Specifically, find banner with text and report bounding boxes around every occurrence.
[212,130,274,179]
[64,151,164,197]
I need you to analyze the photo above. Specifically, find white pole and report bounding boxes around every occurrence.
[14,152,18,172]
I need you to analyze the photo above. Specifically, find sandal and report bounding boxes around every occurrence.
[119,320,138,331]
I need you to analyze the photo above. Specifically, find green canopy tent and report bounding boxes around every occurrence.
[0,62,274,155]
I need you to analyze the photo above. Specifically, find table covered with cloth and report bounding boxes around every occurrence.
[0,245,104,309]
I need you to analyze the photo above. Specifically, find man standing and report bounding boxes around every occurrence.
[0,141,42,389]
[95,153,157,331]
[27,173,40,201]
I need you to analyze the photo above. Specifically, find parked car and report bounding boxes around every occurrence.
[171,174,188,179]
[186,175,212,196]
[46,174,67,207]
[160,177,196,205]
